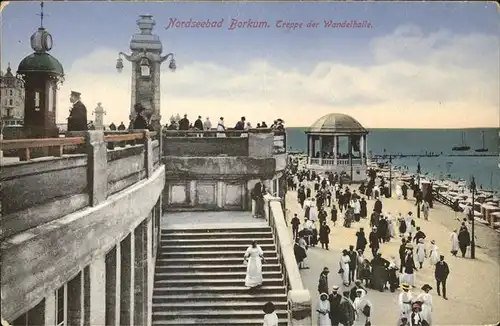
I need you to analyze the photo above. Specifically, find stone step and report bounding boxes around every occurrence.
[160,232,273,240]
[158,250,278,259]
[152,318,288,326]
[152,293,288,304]
[160,238,275,246]
[154,285,286,296]
[155,264,282,273]
[152,309,288,321]
[156,257,279,266]
[161,227,271,234]
[161,244,277,252]
[152,301,288,311]
[155,278,284,287]
[155,271,283,280]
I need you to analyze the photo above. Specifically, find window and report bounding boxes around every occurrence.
[10,89,13,96]
[55,284,67,326]
[34,92,40,109]
[9,99,13,106]
[48,84,54,112]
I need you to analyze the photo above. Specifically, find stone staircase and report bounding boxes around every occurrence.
[152,225,288,325]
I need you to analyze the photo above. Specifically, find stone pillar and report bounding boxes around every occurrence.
[86,130,108,206]
[44,293,56,325]
[120,233,134,326]
[359,134,364,165]
[288,289,312,326]
[106,244,121,326]
[88,256,106,326]
[307,135,312,159]
[348,135,353,180]
[143,130,153,178]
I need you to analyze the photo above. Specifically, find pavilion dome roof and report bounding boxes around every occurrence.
[307,113,368,134]
[17,52,64,76]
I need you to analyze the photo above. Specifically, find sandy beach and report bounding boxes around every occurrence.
[285,183,500,325]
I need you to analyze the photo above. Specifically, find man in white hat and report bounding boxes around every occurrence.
[329,285,342,326]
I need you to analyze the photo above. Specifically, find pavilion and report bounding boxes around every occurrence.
[305,113,369,182]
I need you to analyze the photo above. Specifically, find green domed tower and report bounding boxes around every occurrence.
[17,2,64,140]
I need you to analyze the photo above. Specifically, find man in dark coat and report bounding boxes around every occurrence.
[402,183,408,199]
[234,116,246,130]
[377,217,388,243]
[347,245,358,283]
[369,227,380,257]
[318,267,330,294]
[297,186,306,208]
[319,221,331,250]
[371,253,389,291]
[339,291,356,326]
[291,214,300,239]
[356,228,367,253]
[414,227,426,244]
[360,197,367,218]
[193,115,203,130]
[329,286,342,326]
[251,179,265,218]
[399,238,408,273]
[370,210,380,228]
[67,91,88,131]
[374,198,383,214]
[434,255,450,300]
[178,114,190,130]
[109,122,117,130]
[131,103,148,130]
[457,224,471,257]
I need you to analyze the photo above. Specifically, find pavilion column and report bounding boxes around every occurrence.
[363,135,367,165]
[348,135,353,170]
[308,136,313,164]
[335,136,339,165]
[319,136,323,165]
[332,135,337,166]
[360,135,364,165]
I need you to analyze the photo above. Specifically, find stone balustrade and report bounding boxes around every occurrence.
[163,129,286,156]
[0,129,161,240]
[263,194,312,326]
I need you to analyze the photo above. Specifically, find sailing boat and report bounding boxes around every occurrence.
[452,132,470,151]
[474,131,488,152]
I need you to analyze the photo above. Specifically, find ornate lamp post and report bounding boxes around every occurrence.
[470,176,476,259]
[416,162,421,218]
[115,15,176,131]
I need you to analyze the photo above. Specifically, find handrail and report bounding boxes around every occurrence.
[264,194,305,290]
[104,132,144,142]
[0,137,85,150]
[163,128,285,135]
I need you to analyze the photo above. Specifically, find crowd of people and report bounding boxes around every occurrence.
[280,157,475,326]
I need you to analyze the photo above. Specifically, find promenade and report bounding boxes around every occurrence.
[285,188,500,325]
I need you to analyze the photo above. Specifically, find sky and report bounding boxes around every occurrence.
[1,1,499,128]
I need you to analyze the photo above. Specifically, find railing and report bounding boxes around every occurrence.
[162,129,286,156]
[307,157,363,166]
[0,129,162,240]
[263,194,312,325]
[432,188,464,212]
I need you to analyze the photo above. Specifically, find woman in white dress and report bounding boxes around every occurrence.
[339,249,351,286]
[309,198,318,223]
[417,284,433,326]
[405,213,414,236]
[353,289,372,326]
[429,240,439,265]
[317,293,331,326]
[396,184,403,199]
[398,283,413,316]
[244,240,265,288]
[450,230,459,256]
[387,212,395,238]
[216,117,226,138]
[416,239,426,269]
[263,301,279,326]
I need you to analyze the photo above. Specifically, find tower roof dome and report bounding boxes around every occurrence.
[307,113,368,134]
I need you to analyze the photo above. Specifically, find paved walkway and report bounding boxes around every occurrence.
[285,189,500,325]
[161,211,267,229]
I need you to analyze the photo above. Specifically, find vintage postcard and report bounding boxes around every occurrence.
[1,1,499,326]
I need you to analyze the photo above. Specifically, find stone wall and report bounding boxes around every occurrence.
[163,137,249,156]
[0,131,159,240]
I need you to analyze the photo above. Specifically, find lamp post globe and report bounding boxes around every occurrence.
[116,57,124,73]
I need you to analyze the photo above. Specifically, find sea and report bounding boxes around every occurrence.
[286,128,500,193]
